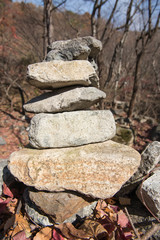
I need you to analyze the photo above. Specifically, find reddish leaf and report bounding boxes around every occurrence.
[0,197,12,214]
[116,227,133,240]
[117,210,129,228]
[52,229,64,240]
[2,183,14,198]
[98,217,116,234]
[13,230,30,240]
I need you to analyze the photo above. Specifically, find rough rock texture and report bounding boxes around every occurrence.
[112,125,134,146]
[8,140,141,199]
[23,189,53,226]
[0,159,8,195]
[26,188,96,223]
[23,87,106,113]
[29,110,116,148]
[136,169,160,218]
[46,36,102,61]
[117,141,160,195]
[27,60,99,89]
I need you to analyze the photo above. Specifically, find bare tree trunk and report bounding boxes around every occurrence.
[127,4,160,119]
[43,0,67,58]
[104,0,134,95]
[43,0,54,57]
[127,52,142,118]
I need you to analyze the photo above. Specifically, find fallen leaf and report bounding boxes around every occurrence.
[117,210,129,228]
[2,183,14,198]
[13,230,30,240]
[0,197,12,214]
[52,229,65,240]
[98,217,116,235]
[6,213,32,238]
[95,200,108,218]
[4,215,15,233]
[7,198,18,214]
[79,219,109,240]
[106,198,116,205]
[56,222,90,239]
[33,227,52,240]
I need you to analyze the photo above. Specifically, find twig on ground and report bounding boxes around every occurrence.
[141,223,160,240]
[124,207,141,240]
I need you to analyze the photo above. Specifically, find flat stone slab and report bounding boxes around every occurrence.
[23,87,106,113]
[8,140,141,199]
[26,188,96,223]
[29,110,116,148]
[27,60,99,89]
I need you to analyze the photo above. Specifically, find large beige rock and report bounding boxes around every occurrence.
[29,110,116,148]
[23,87,106,113]
[8,140,141,199]
[27,60,99,89]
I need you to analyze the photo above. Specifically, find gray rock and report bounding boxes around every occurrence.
[0,136,6,145]
[26,188,96,223]
[45,36,102,61]
[23,188,53,226]
[8,140,141,199]
[136,169,160,218]
[112,125,134,146]
[29,110,116,148]
[23,87,106,113]
[117,141,160,195]
[27,60,99,90]
[0,159,8,195]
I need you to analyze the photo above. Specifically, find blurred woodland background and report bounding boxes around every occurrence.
[0,0,160,120]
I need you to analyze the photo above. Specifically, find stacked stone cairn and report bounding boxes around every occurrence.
[8,37,141,226]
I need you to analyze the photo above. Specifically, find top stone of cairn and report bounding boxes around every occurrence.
[45,36,102,61]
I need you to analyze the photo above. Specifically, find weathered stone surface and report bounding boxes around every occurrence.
[136,169,160,218]
[26,188,96,223]
[112,125,134,146]
[0,159,8,195]
[46,36,102,61]
[29,110,116,148]
[23,87,106,113]
[23,189,53,226]
[27,60,99,89]
[8,140,141,199]
[117,141,160,195]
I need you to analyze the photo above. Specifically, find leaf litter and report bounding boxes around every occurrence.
[0,182,135,240]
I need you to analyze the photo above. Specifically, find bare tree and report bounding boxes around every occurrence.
[43,0,67,57]
[127,0,160,118]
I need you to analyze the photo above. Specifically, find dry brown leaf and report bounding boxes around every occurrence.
[106,198,116,205]
[4,215,15,233]
[33,227,52,240]
[56,222,90,239]
[79,219,109,240]
[6,213,32,238]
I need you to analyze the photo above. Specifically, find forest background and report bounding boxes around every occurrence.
[0,0,160,157]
